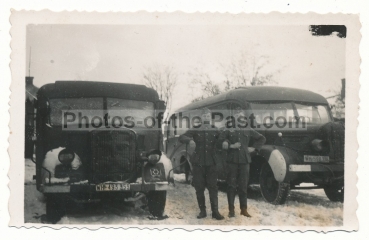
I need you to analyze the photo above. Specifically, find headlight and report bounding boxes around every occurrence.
[148,154,161,164]
[71,155,82,170]
[146,149,162,165]
[58,149,75,164]
[311,139,329,152]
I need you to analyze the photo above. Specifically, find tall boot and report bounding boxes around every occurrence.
[239,191,251,217]
[209,193,224,220]
[240,207,252,218]
[227,190,236,218]
[196,194,207,219]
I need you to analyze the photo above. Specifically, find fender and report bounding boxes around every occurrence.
[259,145,298,182]
[41,147,82,184]
[170,143,192,173]
[168,139,184,160]
[178,149,191,163]
[157,153,174,180]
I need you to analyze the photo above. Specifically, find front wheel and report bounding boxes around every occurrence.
[147,191,167,217]
[324,183,344,202]
[45,193,68,224]
[259,163,290,205]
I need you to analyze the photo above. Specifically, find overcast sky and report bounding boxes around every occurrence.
[26,24,345,110]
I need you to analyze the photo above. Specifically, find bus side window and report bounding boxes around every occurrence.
[164,116,170,138]
[244,102,252,117]
[168,114,180,137]
[174,113,178,136]
[230,103,244,113]
[176,111,190,135]
[245,102,255,121]
[167,114,175,137]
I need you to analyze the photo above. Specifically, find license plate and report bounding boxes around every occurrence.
[96,183,130,191]
[304,155,329,163]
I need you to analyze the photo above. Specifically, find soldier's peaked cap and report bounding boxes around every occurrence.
[234,106,243,113]
[201,107,211,114]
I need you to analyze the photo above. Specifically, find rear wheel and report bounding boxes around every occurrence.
[259,163,290,205]
[324,183,344,202]
[147,191,167,217]
[45,193,68,224]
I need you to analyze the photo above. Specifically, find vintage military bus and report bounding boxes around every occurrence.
[30,81,172,223]
[164,86,344,205]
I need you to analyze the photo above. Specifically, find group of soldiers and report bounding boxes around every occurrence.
[179,107,266,220]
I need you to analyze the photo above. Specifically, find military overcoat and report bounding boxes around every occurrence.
[217,128,266,164]
[179,127,220,166]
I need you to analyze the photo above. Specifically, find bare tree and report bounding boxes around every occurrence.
[222,51,279,89]
[190,52,280,102]
[189,68,222,103]
[327,78,345,119]
[143,65,178,113]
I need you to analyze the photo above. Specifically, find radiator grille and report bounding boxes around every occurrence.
[329,124,345,163]
[90,130,136,183]
[318,122,345,163]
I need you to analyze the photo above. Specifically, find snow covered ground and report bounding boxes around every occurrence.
[24,159,343,226]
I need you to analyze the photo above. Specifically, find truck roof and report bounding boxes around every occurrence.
[37,81,160,102]
[175,86,329,112]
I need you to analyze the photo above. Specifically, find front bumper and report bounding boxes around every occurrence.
[40,182,171,193]
[289,164,344,172]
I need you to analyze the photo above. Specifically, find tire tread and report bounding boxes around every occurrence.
[259,163,290,205]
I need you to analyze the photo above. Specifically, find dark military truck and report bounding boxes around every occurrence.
[31,81,172,223]
[165,86,344,205]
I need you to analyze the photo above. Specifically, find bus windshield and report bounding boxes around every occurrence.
[249,102,331,125]
[294,103,331,124]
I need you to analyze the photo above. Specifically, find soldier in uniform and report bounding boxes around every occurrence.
[179,108,224,220]
[218,107,266,218]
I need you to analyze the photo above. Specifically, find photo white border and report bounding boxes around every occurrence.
[8,10,360,231]
[1,0,368,238]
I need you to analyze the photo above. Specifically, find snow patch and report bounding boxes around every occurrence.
[24,155,343,226]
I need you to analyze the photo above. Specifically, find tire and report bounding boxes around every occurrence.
[147,191,167,217]
[324,183,344,202]
[259,163,290,205]
[45,193,67,224]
